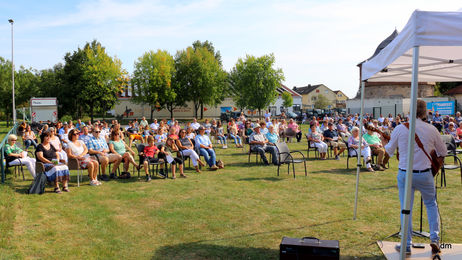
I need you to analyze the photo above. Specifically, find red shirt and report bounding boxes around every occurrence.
[144,145,158,158]
[457,127,462,137]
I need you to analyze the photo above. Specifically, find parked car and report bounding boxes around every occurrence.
[220,111,241,122]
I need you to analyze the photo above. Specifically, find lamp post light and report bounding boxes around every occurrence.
[8,19,16,124]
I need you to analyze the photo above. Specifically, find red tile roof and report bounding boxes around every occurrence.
[445,85,462,95]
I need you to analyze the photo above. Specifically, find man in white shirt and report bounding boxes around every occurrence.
[385,99,447,255]
[249,125,278,165]
[139,117,149,128]
[378,114,385,124]
[190,118,201,131]
[150,119,159,133]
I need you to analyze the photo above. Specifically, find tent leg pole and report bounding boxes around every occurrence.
[399,46,419,260]
[353,81,366,220]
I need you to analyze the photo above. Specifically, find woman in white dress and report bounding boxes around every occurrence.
[49,127,68,164]
[306,124,328,159]
[348,127,374,172]
[66,129,100,186]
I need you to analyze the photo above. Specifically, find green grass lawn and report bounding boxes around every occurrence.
[1,124,461,259]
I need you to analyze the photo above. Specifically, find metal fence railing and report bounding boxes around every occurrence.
[1,123,19,183]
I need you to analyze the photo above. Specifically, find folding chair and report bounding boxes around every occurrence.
[135,143,165,178]
[275,142,307,178]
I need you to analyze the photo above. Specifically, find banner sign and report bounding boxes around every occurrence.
[30,98,57,106]
[220,107,232,113]
[427,101,455,115]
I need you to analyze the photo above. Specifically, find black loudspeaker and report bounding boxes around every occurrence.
[280,237,340,260]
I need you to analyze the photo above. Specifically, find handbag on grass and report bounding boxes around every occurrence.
[217,160,225,169]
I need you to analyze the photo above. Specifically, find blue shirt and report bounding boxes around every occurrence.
[86,136,109,152]
[266,132,278,144]
[195,134,211,147]
[79,134,92,146]
[433,115,442,123]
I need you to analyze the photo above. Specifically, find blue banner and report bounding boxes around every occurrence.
[427,101,455,115]
[220,107,232,113]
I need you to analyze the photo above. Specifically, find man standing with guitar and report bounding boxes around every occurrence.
[385,99,446,255]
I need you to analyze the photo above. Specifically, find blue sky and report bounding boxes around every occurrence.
[1,0,461,98]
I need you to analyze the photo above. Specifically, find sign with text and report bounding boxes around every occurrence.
[30,98,57,106]
[427,101,455,115]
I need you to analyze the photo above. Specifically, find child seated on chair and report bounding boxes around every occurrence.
[140,136,160,182]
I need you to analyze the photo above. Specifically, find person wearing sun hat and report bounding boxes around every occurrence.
[249,125,278,165]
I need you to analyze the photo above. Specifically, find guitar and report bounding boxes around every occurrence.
[403,123,443,176]
[364,124,391,142]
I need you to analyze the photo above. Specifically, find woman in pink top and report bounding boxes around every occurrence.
[456,122,462,140]
[287,119,302,142]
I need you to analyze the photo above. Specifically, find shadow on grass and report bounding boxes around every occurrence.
[225,162,267,168]
[368,185,396,191]
[238,177,283,182]
[152,219,352,260]
[309,168,356,175]
[10,173,164,194]
[152,242,279,260]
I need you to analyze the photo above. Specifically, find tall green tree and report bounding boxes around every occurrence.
[34,64,65,99]
[192,40,222,65]
[314,94,331,109]
[230,54,285,118]
[281,91,293,111]
[174,45,227,119]
[0,57,38,126]
[434,82,462,96]
[63,40,124,121]
[132,50,179,120]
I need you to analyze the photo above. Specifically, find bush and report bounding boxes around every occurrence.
[60,115,73,123]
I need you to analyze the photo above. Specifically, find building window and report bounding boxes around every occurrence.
[269,106,277,116]
[338,94,342,97]
[316,89,320,93]
[311,96,317,101]
[325,90,328,94]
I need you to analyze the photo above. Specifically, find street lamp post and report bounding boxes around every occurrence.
[8,19,16,124]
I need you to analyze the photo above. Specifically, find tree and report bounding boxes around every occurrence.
[0,57,39,126]
[132,50,179,120]
[281,91,293,111]
[434,82,462,96]
[314,94,331,109]
[230,54,285,118]
[192,40,222,65]
[62,40,124,121]
[174,44,227,119]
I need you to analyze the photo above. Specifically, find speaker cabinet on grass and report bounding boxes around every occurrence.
[280,237,340,260]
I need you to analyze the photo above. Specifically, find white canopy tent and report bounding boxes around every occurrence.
[358,10,462,260]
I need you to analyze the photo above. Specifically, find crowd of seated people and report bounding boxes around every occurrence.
[10,108,462,192]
